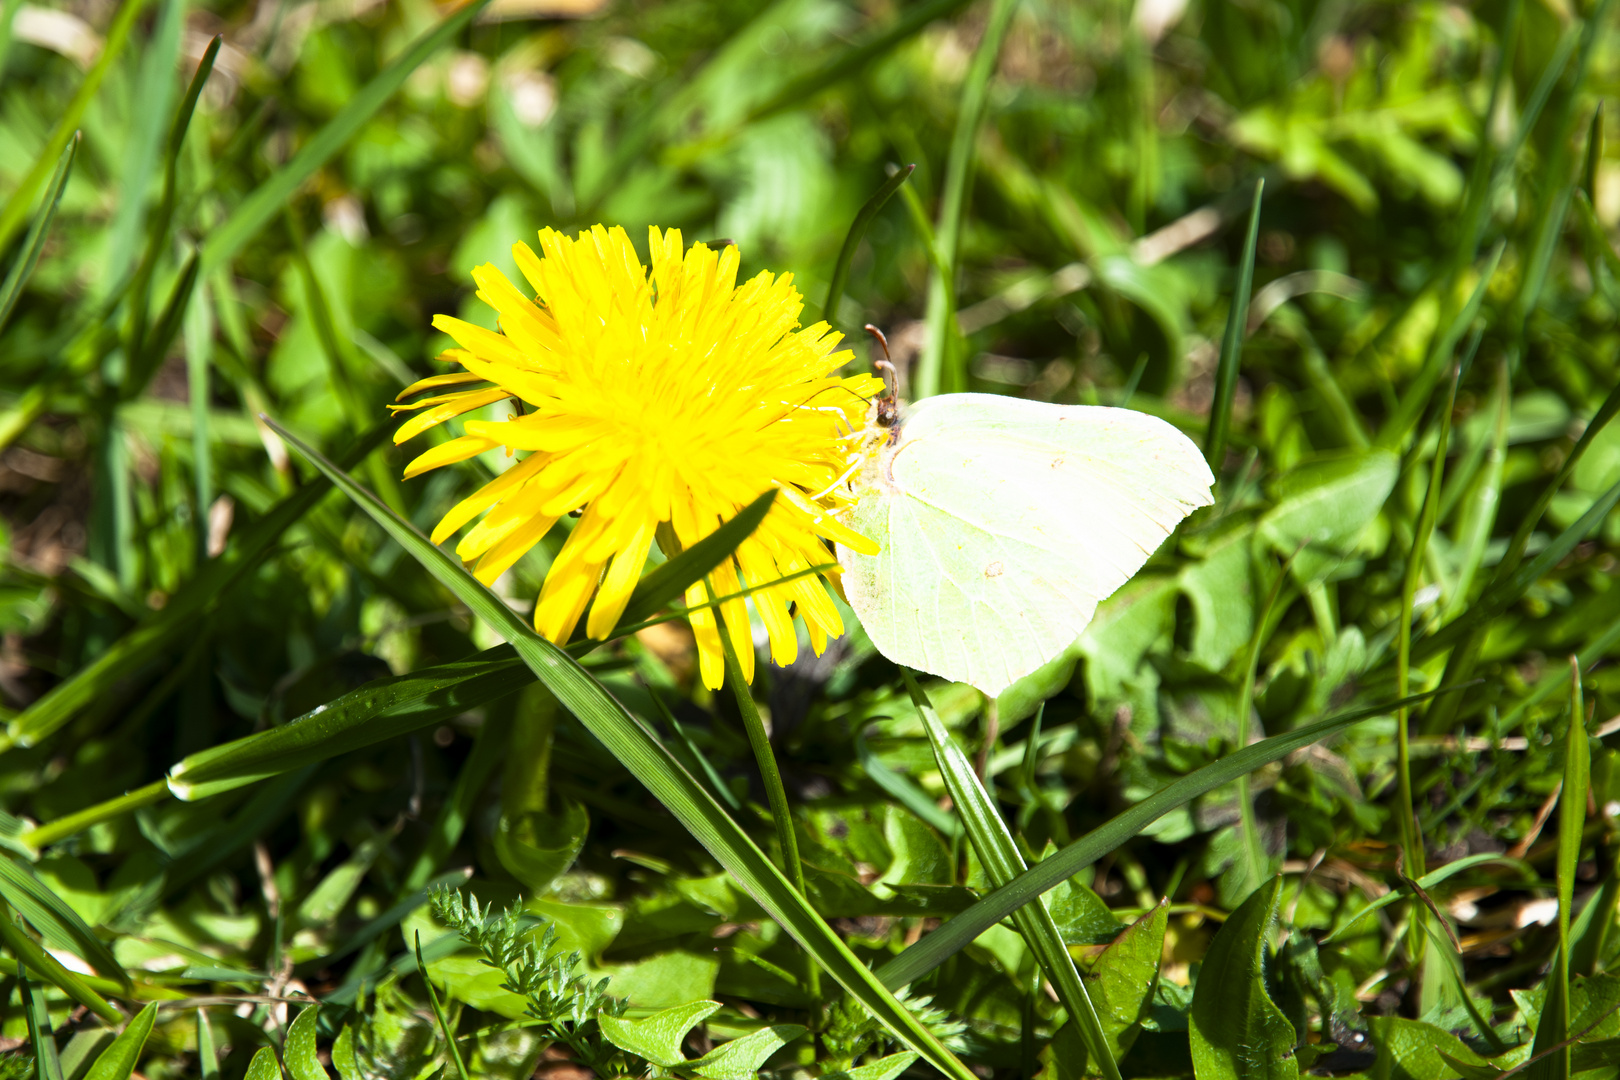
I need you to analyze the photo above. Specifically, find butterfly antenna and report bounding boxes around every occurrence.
[863,324,901,428]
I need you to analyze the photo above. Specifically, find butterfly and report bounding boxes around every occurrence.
[836,329,1215,697]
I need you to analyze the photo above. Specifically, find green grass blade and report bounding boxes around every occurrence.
[200,0,492,274]
[415,932,471,1080]
[915,0,1019,399]
[877,687,1448,989]
[0,858,128,986]
[83,1003,156,1080]
[265,418,978,1080]
[0,0,147,253]
[0,0,24,83]
[1558,658,1589,954]
[855,732,959,838]
[0,901,120,1022]
[104,0,184,289]
[18,781,169,852]
[166,647,530,800]
[6,425,388,749]
[1204,179,1263,470]
[1320,853,1530,945]
[613,489,775,629]
[903,672,1121,1080]
[127,253,200,398]
[22,976,65,1080]
[0,134,77,335]
[196,1010,218,1080]
[1377,243,1500,449]
[823,164,915,327]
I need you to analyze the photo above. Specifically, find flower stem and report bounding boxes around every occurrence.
[716,624,822,1016]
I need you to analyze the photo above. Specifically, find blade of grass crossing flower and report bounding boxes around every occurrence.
[823,165,915,327]
[901,671,1122,1080]
[1205,178,1263,471]
[22,976,64,1080]
[614,490,775,628]
[82,1003,157,1080]
[718,624,821,1009]
[915,0,1019,398]
[200,0,492,273]
[0,901,119,1022]
[0,135,77,335]
[5,424,389,749]
[416,933,472,1080]
[265,418,977,1080]
[0,0,147,252]
[877,686,1450,989]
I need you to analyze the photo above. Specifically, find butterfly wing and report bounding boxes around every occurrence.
[838,394,1213,695]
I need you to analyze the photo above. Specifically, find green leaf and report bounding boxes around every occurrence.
[493,799,589,897]
[684,1024,806,1080]
[242,1046,282,1080]
[199,0,492,273]
[330,1026,359,1080]
[0,856,127,985]
[1206,179,1264,469]
[1573,1038,1620,1072]
[1372,1017,1502,1080]
[283,1007,325,1080]
[82,1004,157,1080]
[266,419,977,1080]
[599,1000,722,1067]
[1257,449,1398,579]
[819,1052,921,1080]
[168,647,530,800]
[1189,875,1298,1080]
[1090,902,1169,1061]
[0,134,76,336]
[878,688,1443,989]
[902,671,1121,1080]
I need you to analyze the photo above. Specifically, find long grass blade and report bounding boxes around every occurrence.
[614,489,775,628]
[0,0,146,252]
[21,976,64,1080]
[915,0,1020,399]
[0,858,127,985]
[823,165,915,326]
[200,0,491,273]
[266,418,978,1080]
[877,686,1450,989]
[903,672,1121,1080]
[0,900,120,1021]
[0,135,77,335]
[1204,178,1263,470]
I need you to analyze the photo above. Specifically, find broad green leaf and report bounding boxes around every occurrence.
[283,1010,327,1080]
[242,1047,282,1080]
[1372,1017,1499,1080]
[903,672,1121,1080]
[1574,1038,1620,1072]
[268,419,977,1080]
[1257,449,1398,579]
[599,1000,722,1067]
[493,799,589,896]
[1046,871,1122,946]
[1090,902,1169,1060]
[1189,876,1298,1080]
[685,1024,806,1080]
[820,1052,921,1080]
[0,857,126,984]
[331,1026,359,1080]
[168,647,529,800]
[200,0,493,273]
[878,687,1442,989]
[83,1004,156,1080]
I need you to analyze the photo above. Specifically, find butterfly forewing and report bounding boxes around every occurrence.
[838,395,1214,695]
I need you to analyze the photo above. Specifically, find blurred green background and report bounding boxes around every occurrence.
[5,0,1620,1077]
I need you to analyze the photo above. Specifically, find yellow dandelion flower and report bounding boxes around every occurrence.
[393,224,883,689]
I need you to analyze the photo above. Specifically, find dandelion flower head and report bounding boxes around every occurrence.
[393,224,882,689]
